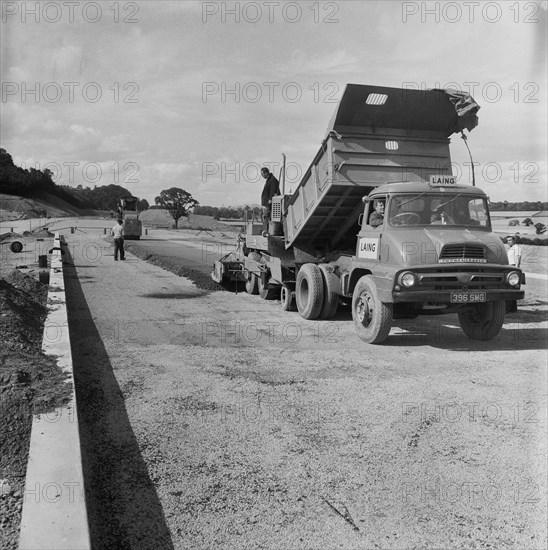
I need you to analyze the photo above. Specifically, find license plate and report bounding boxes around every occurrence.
[450,292,486,303]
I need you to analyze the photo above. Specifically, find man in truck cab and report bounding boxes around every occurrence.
[430,209,455,225]
[369,199,385,227]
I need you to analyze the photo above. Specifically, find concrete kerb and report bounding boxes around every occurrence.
[18,233,91,550]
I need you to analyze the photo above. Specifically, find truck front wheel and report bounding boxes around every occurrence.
[458,301,505,341]
[352,275,393,344]
[296,264,324,320]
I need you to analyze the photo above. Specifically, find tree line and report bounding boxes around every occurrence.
[0,148,149,212]
[63,184,150,212]
[490,201,547,211]
[194,204,262,220]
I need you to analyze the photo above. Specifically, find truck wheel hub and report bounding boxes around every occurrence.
[356,293,373,325]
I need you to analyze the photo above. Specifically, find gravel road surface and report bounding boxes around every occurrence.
[61,230,546,550]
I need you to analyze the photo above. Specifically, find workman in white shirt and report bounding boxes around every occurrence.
[506,234,523,313]
[111,219,125,261]
[506,235,523,267]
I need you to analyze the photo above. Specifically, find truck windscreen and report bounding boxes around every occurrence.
[389,194,490,228]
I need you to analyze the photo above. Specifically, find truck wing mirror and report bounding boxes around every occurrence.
[358,213,364,226]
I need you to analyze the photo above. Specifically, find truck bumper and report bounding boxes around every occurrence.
[393,289,525,303]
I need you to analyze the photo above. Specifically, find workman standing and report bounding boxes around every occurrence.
[506,235,523,267]
[260,167,280,233]
[111,219,125,261]
[506,234,523,313]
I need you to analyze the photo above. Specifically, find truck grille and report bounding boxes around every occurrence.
[418,267,504,290]
[439,243,486,262]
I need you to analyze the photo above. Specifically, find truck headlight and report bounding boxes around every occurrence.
[400,272,417,288]
[507,271,520,286]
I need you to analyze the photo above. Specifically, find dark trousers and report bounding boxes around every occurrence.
[114,237,125,260]
[262,206,271,232]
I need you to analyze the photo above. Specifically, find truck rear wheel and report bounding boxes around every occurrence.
[296,264,324,320]
[458,301,505,341]
[352,275,393,344]
[258,276,278,300]
[258,258,279,300]
[318,264,339,319]
[280,284,296,311]
[245,252,260,295]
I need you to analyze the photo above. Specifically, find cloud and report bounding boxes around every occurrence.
[149,162,193,178]
[70,124,99,136]
[98,134,138,155]
[275,49,359,77]
[1,1,545,206]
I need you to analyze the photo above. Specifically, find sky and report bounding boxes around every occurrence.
[1,0,547,206]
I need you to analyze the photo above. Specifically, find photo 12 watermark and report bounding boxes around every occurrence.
[201,320,341,345]
[201,1,340,24]
[1,82,139,104]
[201,160,302,185]
[200,159,540,188]
[1,1,140,23]
[390,317,542,347]
[19,160,140,186]
[23,481,85,504]
[202,81,340,104]
[400,479,542,505]
[401,2,543,24]
[402,81,540,104]
[401,401,540,425]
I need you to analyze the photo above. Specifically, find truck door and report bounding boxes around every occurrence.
[356,196,385,264]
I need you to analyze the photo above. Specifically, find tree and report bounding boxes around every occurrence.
[522,218,534,226]
[137,198,150,211]
[154,187,199,229]
[534,223,546,235]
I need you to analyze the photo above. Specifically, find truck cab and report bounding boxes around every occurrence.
[347,179,523,342]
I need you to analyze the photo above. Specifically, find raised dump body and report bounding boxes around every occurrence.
[284,84,479,251]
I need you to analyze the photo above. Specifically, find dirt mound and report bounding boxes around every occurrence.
[0,193,83,222]
[0,274,47,350]
[0,270,72,549]
[21,227,55,238]
[0,231,23,241]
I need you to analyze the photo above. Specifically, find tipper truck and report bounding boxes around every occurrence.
[212,84,524,344]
